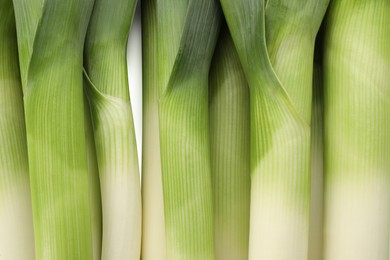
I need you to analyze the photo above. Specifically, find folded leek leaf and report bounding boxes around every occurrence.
[219,0,329,259]
[84,0,141,259]
[149,0,221,259]
[12,0,96,258]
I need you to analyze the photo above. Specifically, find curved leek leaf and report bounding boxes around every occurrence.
[0,1,34,258]
[156,0,221,258]
[209,24,250,260]
[84,0,141,259]
[12,0,96,258]
[323,1,390,259]
[219,0,329,259]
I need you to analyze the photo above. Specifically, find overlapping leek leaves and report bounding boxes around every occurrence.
[0,1,34,258]
[219,0,328,259]
[142,0,221,259]
[12,0,96,258]
[84,0,141,259]
[323,1,390,259]
[209,25,250,260]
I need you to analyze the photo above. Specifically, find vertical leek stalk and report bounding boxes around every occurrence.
[308,32,325,260]
[84,0,141,258]
[323,1,390,259]
[141,0,166,259]
[0,1,35,258]
[83,96,102,260]
[12,0,95,259]
[209,24,250,260]
[219,0,328,259]
[155,0,221,259]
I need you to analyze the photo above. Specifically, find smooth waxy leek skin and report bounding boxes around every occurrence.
[83,95,102,260]
[209,25,250,260]
[0,1,35,258]
[84,0,141,259]
[12,0,95,259]
[323,2,390,259]
[141,0,166,259]
[219,1,328,259]
[155,0,221,259]
[308,35,324,260]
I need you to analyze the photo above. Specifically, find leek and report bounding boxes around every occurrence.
[209,24,250,260]
[141,0,166,259]
[84,0,142,258]
[323,1,390,259]
[0,1,35,258]
[83,95,102,260]
[219,0,328,259]
[150,0,221,258]
[12,0,95,258]
[308,32,325,260]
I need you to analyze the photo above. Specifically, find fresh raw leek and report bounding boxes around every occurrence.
[308,32,325,260]
[323,1,390,259]
[12,0,95,258]
[83,95,102,260]
[209,24,250,260]
[219,0,328,259]
[0,1,35,258]
[151,0,221,258]
[141,0,166,259]
[84,0,141,258]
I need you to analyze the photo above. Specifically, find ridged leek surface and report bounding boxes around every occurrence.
[12,0,95,258]
[219,0,328,259]
[84,0,141,259]
[141,0,166,259]
[308,35,324,260]
[209,25,250,260]
[83,95,102,260]
[153,0,221,258]
[0,1,35,258]
[323,1,390,259]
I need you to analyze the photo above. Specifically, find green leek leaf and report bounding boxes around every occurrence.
[12,0,96,258]
[219,0,329,258]
[84,0,141,258]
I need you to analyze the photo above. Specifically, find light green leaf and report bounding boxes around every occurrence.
[219,0,328,259]
[209,24,250,260]
[323,1,390,259]
[13,0,96,259]
[84,0,141,258]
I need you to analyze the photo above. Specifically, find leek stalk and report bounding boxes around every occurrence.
[0,1,34,258]
[308,32,325,260]
[209,24,250,260]
[83,95,102,260]
[12,0,96,258]
[141,0,166,259]
[323,1,390,259]
[84,0,142,258]
[152,0,221,258]
[219,0,329,259]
